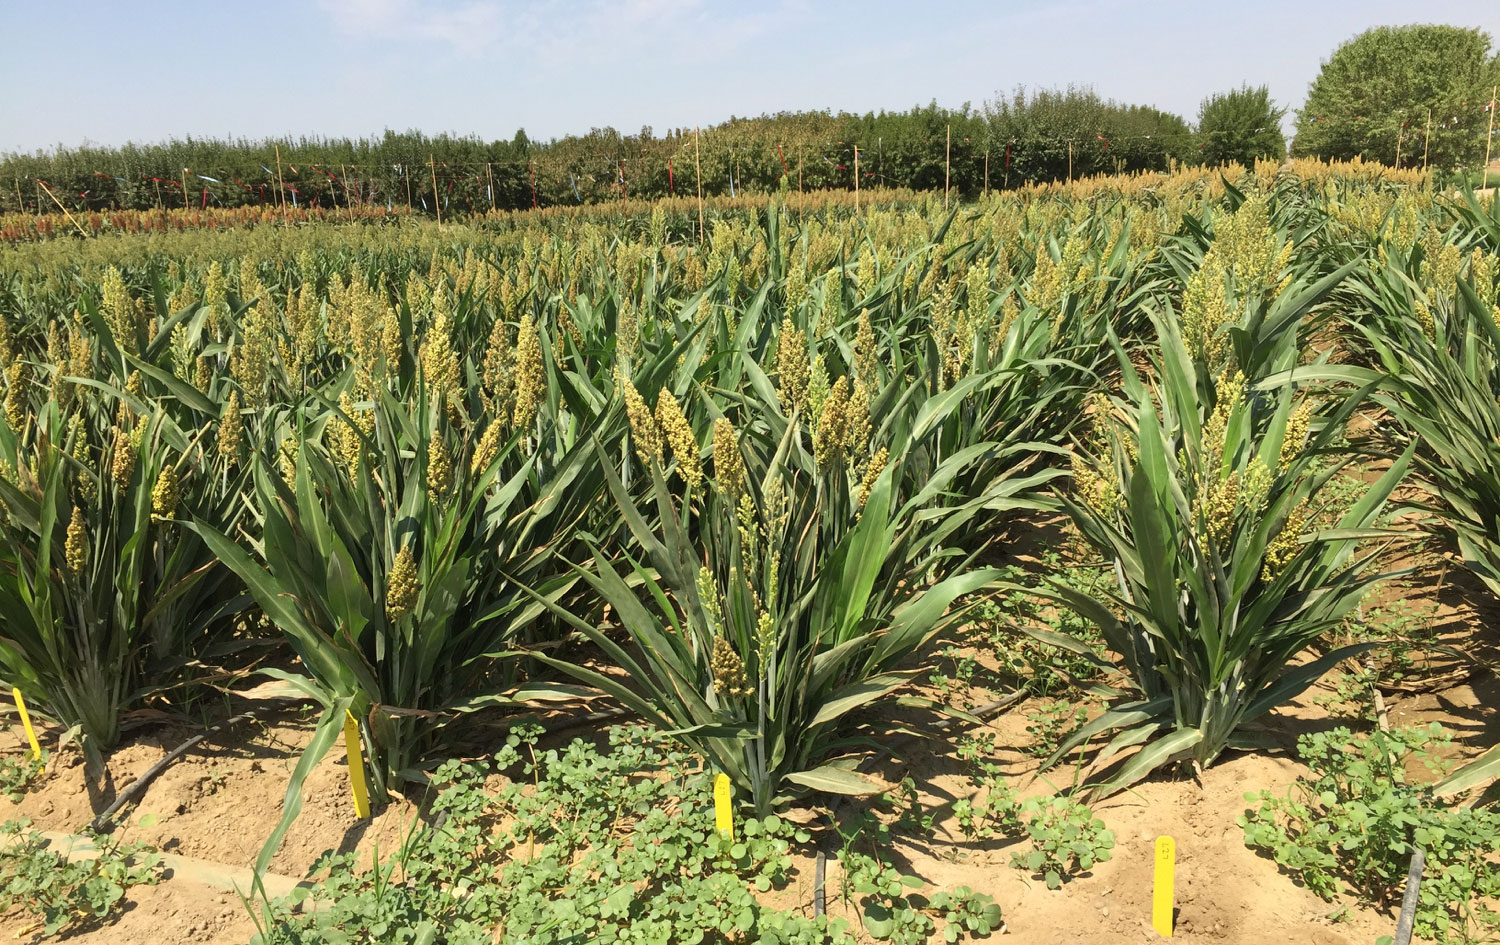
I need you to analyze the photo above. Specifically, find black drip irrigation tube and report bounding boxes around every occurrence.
[90,712,259,833]
[533,705,630,737]
[814,851,827,917]
[1392,847,1426,945]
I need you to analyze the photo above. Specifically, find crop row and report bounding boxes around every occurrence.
[0,159,1495,871]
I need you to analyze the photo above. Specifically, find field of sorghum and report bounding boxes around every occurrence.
[0,158,1496,943]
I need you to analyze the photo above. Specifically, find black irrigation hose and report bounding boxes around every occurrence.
[813,851,827,917]
[940,691,1029,730]
[538,705,630,737]
[1393,847,1426,945]
[90,712,259,833]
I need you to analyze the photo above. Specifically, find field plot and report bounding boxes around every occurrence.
[0,160,1496,944]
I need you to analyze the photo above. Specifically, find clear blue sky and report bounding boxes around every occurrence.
[3,0,1496,155]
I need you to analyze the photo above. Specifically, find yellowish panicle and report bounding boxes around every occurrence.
[65,505,87,575]
[814,376,850,468]
[472,420,504,475]
[623,381,662,462]
[386,544,419,622]
[655,388,701,489]
[1262,503,1310,581]
[712,418,745,499]
[426,430,452,501]
[774,318,809,412]
[110,421,142,494]
[854,310,878,389]
[511,315,544,428]
[1280,400,1313,471]
[151,463,180,520]
[217,390,243,468]
[4,364,27,431]
[710,636,751,700]
[858,447,888,508]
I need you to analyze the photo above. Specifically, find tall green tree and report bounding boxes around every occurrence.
[1196,85,1287,167]
[1292,24,1500,168]
[984,85,1191,185]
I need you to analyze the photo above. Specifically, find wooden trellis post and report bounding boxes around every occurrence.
[275,144,288,223]
[1484,86,1496,189]
[694,126,705,243]
[944,124,951,209]
[1422,108,1432,172]
[853,145,860,210]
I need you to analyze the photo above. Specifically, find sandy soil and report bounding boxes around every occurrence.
[0,546,1493,945]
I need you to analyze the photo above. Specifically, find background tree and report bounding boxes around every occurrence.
[0,93,1197,212]
[1292,24,1500,168]
[845,101,989,196]
[1195,85,1287,167]
[984,85,1190,186]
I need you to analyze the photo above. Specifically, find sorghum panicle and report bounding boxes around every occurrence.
[655,389,701,489]
[623,381,662,463]
[427,429,453,501]
[217,391,244,467]
[151,463,180,520]
[386,544,419,622]
[65,505,87,575]
[712,418,744,499]
[710,636,750,700]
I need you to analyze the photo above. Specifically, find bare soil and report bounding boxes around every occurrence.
[0,546,1494,945]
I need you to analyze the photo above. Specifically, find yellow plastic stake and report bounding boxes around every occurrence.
[713,773,733,842]
[1153,835,1176,936]
[12,689,40,760]
[343,710,371,819]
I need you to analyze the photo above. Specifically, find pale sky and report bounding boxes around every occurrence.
[2,0,1496,155]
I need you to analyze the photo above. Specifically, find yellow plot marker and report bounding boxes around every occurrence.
[713,773,733,842]
[11,689,40,760]
[343,710,371,819]
[1153,835,1176,936]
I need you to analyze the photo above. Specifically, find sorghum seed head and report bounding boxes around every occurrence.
[710,636,751,700]
[65,505,87,575]
[655,389,701,489]
[386,544,419,622]
[151,463,180,519]
[712,418,744,498]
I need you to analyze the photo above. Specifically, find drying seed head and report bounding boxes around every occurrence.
[511,314,544,428]
[386,544,419,622]
[623,380,662,463]
[65,505,87,575]
[710,636,750,700]
[427,429,452,501]
[151,463,180,520]
[655,389,701,489]
[472,420,504,475]
[217,391,243,467]
[712,418,744,499]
